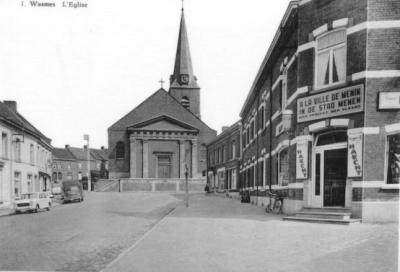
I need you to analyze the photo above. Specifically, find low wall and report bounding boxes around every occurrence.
[119,178,206,192]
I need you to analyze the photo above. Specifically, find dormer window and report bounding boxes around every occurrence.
[315,29,347,89]
[181,96,190,109]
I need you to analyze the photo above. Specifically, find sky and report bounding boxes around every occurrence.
[0,0,292,148]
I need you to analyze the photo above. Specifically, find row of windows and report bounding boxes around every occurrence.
[209,141,236,166]
[242,29,348,149]
[1,132,50,168]
[14,171,41,196]
[240,133,400,187]
[241,148,289,188]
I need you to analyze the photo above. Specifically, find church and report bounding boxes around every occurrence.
[108,8,216,180]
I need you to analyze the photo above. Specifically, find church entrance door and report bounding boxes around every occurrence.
[157,155,172,179]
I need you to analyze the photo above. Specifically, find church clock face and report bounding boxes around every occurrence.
[180,74,189,84]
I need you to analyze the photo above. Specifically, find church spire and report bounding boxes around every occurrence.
[169,7,199,89]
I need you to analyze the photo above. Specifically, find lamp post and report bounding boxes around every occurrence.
[184,164,189,208]
[84,134,91,193]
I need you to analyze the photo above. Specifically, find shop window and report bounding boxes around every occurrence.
[315,29,346,89]
[277,148,289,186]
[116,141,125,159]
[387,134,400,184]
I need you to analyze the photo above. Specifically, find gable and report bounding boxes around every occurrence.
[128,115,199,132]
[109,89,215,135]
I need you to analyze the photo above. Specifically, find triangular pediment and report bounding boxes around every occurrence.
[128,115,199,133]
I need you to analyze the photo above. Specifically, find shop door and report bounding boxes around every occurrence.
[313,145,347,207]
[323,149,347,207]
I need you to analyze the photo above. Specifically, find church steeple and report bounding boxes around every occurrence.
[170,9,199,89]
[169,6,201,119]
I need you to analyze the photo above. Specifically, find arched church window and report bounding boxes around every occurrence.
[180,96,190,109]
[116,141,125,159]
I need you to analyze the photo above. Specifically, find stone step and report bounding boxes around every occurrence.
[302,207,352,213]
[295,211,351,220]
[283,216,361,225]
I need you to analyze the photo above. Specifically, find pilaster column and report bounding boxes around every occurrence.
[130,138,137,178]
[179,140,185,178]
[143,140,149,178]
[191,140,198,179]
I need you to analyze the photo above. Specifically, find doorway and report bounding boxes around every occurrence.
[312,131,348,207]
[157,155,171,179]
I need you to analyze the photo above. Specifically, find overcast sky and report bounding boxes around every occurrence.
[0,0,291,148]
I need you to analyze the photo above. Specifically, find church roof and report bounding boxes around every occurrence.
[169,10,199,89]
[108,88,215,133]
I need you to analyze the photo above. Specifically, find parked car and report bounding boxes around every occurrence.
[62,181,84,203]
[15,192,52,213]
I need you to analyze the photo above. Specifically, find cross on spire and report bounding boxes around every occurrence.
[181,0,184,11]
[159,78,165,89]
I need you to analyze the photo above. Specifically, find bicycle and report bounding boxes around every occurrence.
[265,191,283,214]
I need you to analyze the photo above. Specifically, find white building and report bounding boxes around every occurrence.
[0,101,52,215]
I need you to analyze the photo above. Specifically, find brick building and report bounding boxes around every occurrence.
[206,122,241,197]
[108,9,216,182]
[52,145,108,184]
[239,0,399,222]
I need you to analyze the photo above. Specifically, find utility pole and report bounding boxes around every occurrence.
[84,134,91,192]
[184,164,189,208]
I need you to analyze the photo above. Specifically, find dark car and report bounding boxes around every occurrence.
[62,181,84,203]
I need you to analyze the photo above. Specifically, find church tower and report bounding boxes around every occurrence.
[169,8,201,119]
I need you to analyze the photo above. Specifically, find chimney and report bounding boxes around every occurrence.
[4,101,17,112]
[83,145,87,150]
[222,126,230,132]
[65,144,70,149]
[101,146,105,150]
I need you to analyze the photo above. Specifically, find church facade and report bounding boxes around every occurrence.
[108,10,216,181]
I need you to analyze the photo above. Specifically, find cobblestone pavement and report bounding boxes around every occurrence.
[0,192,181,271]
[106,194,399,272]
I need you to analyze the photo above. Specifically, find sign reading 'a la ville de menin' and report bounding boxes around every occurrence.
[297,85,364,123]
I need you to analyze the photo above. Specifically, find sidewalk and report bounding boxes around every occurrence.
[104,194,398,272]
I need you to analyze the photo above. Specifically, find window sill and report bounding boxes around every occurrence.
[380,184,400,190]
[311,81,348,94]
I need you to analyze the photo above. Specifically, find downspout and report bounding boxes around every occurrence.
[269,77,273,193]
[256,93,260,205]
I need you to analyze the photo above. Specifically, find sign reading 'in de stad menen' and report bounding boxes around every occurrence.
[297,85,364,123]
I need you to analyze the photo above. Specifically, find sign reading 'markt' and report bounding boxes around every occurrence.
[297,85,364,123]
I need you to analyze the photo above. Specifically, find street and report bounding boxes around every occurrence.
[0,192,181,271]
[0,192,398,272]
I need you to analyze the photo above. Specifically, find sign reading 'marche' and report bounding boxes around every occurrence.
[297,85,364,123]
